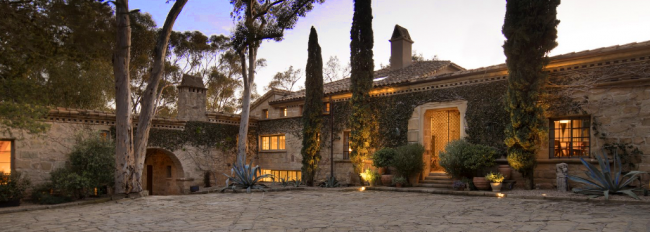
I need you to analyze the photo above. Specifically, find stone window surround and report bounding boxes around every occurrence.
[260,134,286,152]
[408,100,469,145]
[0,139,14,174]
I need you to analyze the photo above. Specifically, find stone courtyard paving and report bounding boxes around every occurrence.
[1,190,650,232]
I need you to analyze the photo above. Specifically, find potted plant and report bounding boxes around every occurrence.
[392,176,407,188]
[393,144,425,186]
[0,172,31,207]
[438,140,498,190]
[485,172,504,192]
[373,148,396,186]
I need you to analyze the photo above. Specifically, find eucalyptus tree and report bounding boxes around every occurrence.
[229,0,325,159]
[112,0,188,194]
[266,66,302,91]
[503,0,560,189]
[301,27,324,186]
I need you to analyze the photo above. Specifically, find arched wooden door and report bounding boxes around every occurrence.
[425,108,460,172]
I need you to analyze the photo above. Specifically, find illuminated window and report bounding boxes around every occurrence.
[260,169,301,182]
[343,131,351,160]
[550,117,590,158]
[0,140,12,174]
[100,130,110,141]
[324,102,330,113]
[261,135,286,151]
[263,109,269,119]
[280,107,287,117]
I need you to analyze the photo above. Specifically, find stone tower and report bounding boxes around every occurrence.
[176,74,208,121]
[390,24,414,71]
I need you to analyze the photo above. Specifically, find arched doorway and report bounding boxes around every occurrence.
[142,148,185,195]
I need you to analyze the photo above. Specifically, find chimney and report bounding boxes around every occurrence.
[389,25,414,71]
[176,74,208,121]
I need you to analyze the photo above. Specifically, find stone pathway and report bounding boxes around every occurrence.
[1,190,650,231]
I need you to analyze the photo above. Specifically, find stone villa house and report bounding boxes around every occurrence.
[1,25,649,194]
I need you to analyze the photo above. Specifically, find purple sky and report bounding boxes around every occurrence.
[131,0,650,93]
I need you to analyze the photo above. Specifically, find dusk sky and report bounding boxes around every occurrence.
[132,0,650,93]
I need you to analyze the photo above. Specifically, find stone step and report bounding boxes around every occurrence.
[421,179,453,184]
[416,183,452,188]
[425,176,452,181]
[428,172,449,177]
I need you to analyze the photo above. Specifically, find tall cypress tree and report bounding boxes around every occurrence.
[503,0,560,189]
[301,27,324,187]
[349,0,374,177]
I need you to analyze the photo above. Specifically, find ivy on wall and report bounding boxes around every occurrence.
[111,121,257,154]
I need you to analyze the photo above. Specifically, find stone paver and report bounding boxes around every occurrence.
[1,190,650,231]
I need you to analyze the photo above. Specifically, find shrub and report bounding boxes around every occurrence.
[372,148,396,168]
[0,171,31,202]
[485,172,504,183]
[361,169,380,185]
[438,139,499,179]
[30,183,72,205]
[392,143,425,181]
[392,176,407,185]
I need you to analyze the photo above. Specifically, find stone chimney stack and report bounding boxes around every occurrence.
[389,25,414,71]
[176,74,208,121]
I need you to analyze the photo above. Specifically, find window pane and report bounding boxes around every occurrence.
[279,136,285,150]
[271,136,278,150]
[0,141,10,174]
[262,137,269,150]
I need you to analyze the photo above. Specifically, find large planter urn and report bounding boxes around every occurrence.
[473,177,490,190]
[490,183,502,192]
[498,165,512,180]
[381,174,393,186]
[377,167,387,175]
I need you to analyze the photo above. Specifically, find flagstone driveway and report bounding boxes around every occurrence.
[1,190,650,231]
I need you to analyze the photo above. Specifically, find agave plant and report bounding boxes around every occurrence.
[568,149,647,200]
[320,176,340,188]
[221,154,272,193]
[291,179,301,187]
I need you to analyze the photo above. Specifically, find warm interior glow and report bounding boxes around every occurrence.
[559,120,570,124]
[360,187,365,191]
[0,141,11,174]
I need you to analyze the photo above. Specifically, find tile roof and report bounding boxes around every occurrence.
[179,74,206,89]
[272,60,459,103]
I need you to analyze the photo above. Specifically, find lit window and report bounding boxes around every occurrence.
[343,131,351,160]
[261,135,286,151]
[550,117,590,158]
[263,109,269,119]
[280,107,287,117]
[324,103,330,113]
[260,169,301,182]
[0,140,11,174]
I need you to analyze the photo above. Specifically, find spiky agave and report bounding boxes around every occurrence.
[221,154,272,193]
[568,150,647,200]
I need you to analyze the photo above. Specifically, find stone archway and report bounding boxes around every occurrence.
[407,100,468,178]
[142,148,185,195]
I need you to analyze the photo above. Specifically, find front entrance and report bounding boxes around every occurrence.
[424,108,460,172]
[142,148,184,195]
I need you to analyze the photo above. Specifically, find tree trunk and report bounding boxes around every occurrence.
[236,45,258,162]
[132,0,188,193]
[113,0,133,195]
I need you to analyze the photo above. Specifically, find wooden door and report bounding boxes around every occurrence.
[429,109,460,172]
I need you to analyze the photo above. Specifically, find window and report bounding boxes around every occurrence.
[324,102,330,113]
[261,135,286,151]
[260,169,301,182]
[550,117,590,158]
[343,131,351,160]
[280,107,287,117]
[0,140,12,174]
[262,109,269,119]
[100,130,110,141]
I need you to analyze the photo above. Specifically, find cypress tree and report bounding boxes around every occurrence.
[301,27,324,187]
[349,0,374,176]
[503,0,560,189]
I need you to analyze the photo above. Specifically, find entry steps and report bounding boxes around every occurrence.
[416,172,453,188]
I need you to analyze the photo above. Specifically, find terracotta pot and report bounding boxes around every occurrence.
[498,165,512,180]
[377,167,386,175]
[473,177,490,190]
[490,182,502,192]
[408,173,421,186]
[381,174,393,186]
[395,183,403,188]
